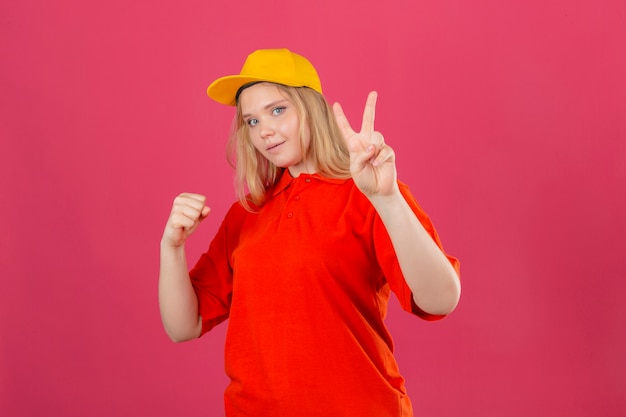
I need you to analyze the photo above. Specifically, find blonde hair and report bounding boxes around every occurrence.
[227,84,351,211]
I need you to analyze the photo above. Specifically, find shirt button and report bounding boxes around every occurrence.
[287,212,293,218]
[305,178,311,183]
[294,196,300,201]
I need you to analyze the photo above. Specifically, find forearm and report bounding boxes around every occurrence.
[158,241,202,342]
[370,190,461,315]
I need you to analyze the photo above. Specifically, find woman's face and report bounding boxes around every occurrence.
[239,83,314,176]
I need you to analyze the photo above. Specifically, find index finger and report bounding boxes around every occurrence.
[179,192,207,204]
[332,101,355,140]
[177,193,207,211]
[360,91,378,133]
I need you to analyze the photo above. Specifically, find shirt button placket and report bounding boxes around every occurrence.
[287,195,299,219]
[286,178,308,220]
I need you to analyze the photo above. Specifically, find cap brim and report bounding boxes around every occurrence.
[207,75,273,106]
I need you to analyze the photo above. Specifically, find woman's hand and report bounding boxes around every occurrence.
[333,91,398,197]
[162,193,211,247]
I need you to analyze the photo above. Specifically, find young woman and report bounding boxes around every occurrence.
[159,48,460,417]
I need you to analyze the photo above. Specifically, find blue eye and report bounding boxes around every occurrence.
[247,118,259,127]
[272,107,286,116]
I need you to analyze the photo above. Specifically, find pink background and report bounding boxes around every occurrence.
[2,0,625,416]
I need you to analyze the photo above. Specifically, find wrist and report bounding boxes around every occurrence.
[161,236,186,252]
[368,185,403,207]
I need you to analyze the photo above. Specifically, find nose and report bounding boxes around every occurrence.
[259,118,275,139]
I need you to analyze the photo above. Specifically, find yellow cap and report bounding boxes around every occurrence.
[207,48,323,106]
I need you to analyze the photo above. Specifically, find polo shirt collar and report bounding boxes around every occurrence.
[272,169,349,196]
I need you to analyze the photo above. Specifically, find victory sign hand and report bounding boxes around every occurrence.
[333,92,398,197]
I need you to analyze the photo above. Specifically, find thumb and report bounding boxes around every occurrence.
[199,206,211,221]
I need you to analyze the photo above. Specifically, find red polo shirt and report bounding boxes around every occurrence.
[189,171,459,417]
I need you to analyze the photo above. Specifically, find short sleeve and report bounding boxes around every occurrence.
[189,202,247,335]
[373,182,460,321]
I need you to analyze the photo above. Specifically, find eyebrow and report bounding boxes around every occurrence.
[242,99,289,119]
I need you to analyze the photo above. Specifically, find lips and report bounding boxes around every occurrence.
[266,141,285,152]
